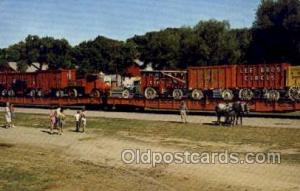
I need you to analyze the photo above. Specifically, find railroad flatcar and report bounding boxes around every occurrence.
[141,63,300,102]
[141,70,187,100]
[0,69,110,98]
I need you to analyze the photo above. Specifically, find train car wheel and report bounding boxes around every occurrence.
[90,89,101,98]
[29,89,36,97]
[37,89,43,97]
[191,89,204,100]
[8,89,15,97]
[1,89,8,96]
[172,89,183,100]
[264,90,280,101]
[239,88,254,101]
[144,87,157,99]
[288,87,300,101]
[55,90,64,98]
[122,89,130,99]
[68,88,78,97]
[221,89,234,101]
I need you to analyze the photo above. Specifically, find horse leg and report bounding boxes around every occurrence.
[240,115,243,127]
[217,114,221,125]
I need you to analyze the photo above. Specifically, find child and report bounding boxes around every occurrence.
[58,108,66,135]
[80,109,87,133]
[5,102,12,128]
[10,104,15,128]
[179,101,188,123]
[74,111,81,132]
[49,108,56,134]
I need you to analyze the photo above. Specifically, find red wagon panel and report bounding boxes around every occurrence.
[187,65,237,90]
[35,70,76,91]
[236,63,289,89]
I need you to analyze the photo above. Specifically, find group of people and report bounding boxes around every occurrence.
[4,102,15,128]
[49,107,87,135]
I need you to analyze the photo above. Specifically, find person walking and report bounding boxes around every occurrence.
[80,109,87,133]
[5,102,12,128]
[74,111,81,132]
[49,108,56,134]
[179,101,188,123]
[10,104,16,128]
[58,108,66,135]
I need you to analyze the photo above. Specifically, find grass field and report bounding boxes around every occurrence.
[0,112,300,190]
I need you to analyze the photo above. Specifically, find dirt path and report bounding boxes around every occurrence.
[1,126,300,191]
[6,107,300,128]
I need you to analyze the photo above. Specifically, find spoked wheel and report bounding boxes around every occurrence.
[264,90,280,101]
[90,89,101,98]
[55,90,64,98]
[144,87,157,99]
[36,89,43,97]
[239,88,254,101]
[172,89,183,100]
[29,89,36,97]
[68,88,78,97]
[221,89,234,101]
[1,89,8,96]
[122,89,130,99]
[7,89,15,97]
[288,87,300,101]
[191,89,204,100]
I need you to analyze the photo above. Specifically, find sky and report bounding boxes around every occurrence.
[0,0,261,48]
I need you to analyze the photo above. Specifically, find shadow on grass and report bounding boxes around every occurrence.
[40,129,60,135]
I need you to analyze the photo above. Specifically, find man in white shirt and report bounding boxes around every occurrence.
[74,111,81,132]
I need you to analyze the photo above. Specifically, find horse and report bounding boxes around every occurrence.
[230,101,249,126]
[215,103,232,125]
[215,102,249,126]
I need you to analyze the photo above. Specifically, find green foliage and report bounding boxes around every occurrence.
[250,0,300,64]
[130,28,182,69]
[71,36,137,75]
[132,20,242,68]
[4,35,74,71]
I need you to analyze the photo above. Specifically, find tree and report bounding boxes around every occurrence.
[130,28,182,69]
[180,20,241,67]
[251,0,300,64]
[4,35,73,71]
[0,48,7,67]
[71,36,136,75]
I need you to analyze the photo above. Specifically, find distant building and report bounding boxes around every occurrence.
[7,62,18,71]
[0,62,17,71]
[26,63,48,72]
[5,62,48,72]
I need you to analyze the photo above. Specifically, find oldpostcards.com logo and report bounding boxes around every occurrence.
[121,149,281,167]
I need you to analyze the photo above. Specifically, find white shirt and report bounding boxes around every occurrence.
[74,113,80,121]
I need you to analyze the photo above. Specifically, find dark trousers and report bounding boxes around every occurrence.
[75,121,80,132]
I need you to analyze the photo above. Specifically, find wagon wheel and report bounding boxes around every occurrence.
[90,89,101,98]
[191,89,204,100]
[68,88,78,97]
[29,89,36,97]
[221,89,234,101]
[238,88,254,101]
[7,89,15,97]
[172,89,183,100]
[1,89,8,96]
[264,90,280,101]
[144,87,157,99]
[37,89,43,97]
[55,90,64,98]
[122,89,130,99]
[288,87,300,101]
